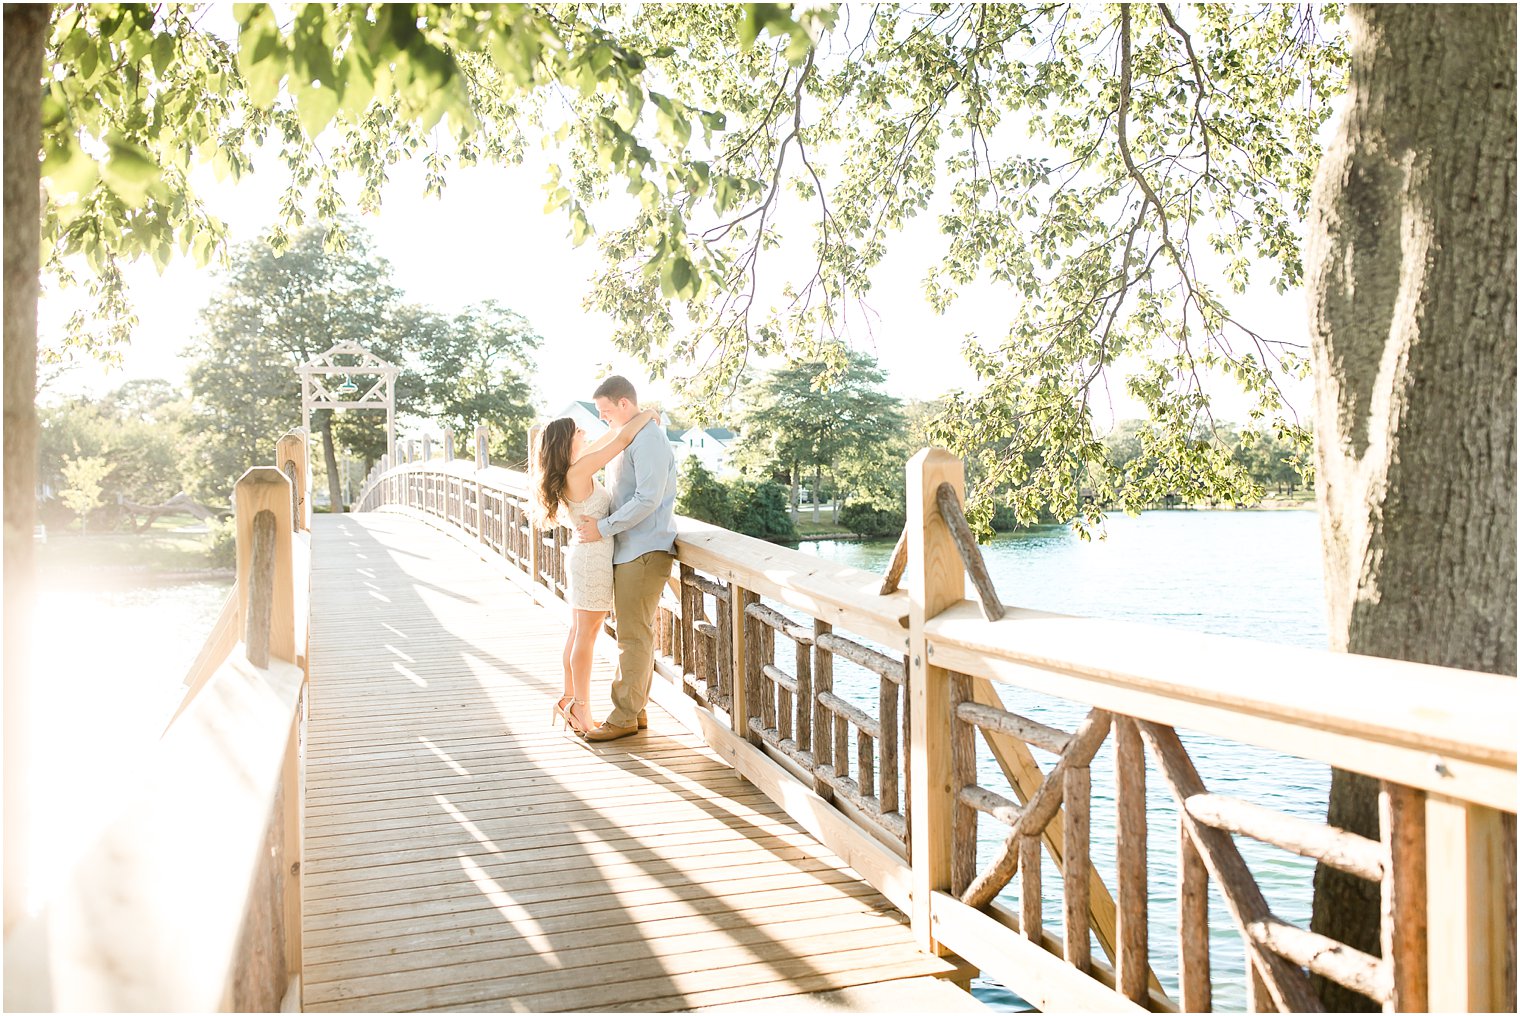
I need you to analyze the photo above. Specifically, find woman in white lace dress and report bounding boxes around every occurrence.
[533,409,659,735]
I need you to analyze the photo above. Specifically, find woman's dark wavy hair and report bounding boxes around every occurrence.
[534,417,576,529]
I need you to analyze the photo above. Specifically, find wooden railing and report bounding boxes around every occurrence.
[3,430,314,1012]
[355,443,1517,1013]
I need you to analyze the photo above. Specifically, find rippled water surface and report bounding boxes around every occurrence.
[797,509,1329,1012]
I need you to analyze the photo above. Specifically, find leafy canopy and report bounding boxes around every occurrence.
[572,4,1346,528]
[43,3,1346,528]
[39,2,745,358]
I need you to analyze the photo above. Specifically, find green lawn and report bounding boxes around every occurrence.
[792,518,860,538]
[37,519,222,573]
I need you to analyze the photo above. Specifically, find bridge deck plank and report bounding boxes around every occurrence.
[304,513,964,1012]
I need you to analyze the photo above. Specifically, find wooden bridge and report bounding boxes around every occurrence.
[5,429,1516,1013]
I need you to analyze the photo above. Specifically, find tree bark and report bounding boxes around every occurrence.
[812,463,821,524]
[318,411,345,512]
[1306,5,1516,1010]
[3,2,49,935]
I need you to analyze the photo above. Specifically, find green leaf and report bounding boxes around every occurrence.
[243,47,284,107]
[296,81,339,138]
[102,139,160,205]
[660,255,696,300]
[41,137,100,197]
[151,32,174,76]
[337,54,376,116]
[78,41,99,83]
[569,205,592,247]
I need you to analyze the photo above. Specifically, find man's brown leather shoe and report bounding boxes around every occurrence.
[585,721,639,742]
[638,709,648,730]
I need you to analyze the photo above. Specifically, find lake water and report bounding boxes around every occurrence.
[796,509,1329,1012]
[24,575,232,914]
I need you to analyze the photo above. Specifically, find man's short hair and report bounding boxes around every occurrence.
[592,375,638,405]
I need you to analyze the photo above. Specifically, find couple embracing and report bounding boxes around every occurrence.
[532,375,677,742]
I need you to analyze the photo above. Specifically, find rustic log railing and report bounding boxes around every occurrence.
[354,444,1516,1013]
[4,429,314,1012]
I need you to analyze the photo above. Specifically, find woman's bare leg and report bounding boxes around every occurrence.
[569,609,606,730]
[560,626,575,704]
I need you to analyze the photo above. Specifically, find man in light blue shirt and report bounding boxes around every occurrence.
[575,375,678,740]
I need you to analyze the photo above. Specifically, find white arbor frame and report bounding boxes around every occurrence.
[296,341,400,466]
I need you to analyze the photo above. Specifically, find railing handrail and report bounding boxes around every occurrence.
[359,444,1517,1012]
[359,457,1516,811]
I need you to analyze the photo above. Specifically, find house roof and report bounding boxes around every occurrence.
[666,427,687,441]
[704,428,736,442]
[576,400,598,414]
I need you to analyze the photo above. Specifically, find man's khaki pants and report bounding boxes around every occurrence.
[607,550,674,728]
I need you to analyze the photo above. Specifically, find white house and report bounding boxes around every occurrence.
[554,400,610,438]
[671,427,738,478]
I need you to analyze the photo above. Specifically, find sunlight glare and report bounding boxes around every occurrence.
[418,737,471,777]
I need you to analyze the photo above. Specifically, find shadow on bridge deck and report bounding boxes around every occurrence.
[302,512,967,1012]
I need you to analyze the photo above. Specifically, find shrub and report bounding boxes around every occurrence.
[676,457,734,528]
[206,517,237,569]
[731,480,796,542]
[839,499,905,538]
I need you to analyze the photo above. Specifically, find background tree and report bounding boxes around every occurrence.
[411,301,542,469]
[733,348,906,520]
[1305,6,1516,1007]
[676,456,735,529]
[57,455,110,535]
[183,223,412,509]
[38,388,189,525]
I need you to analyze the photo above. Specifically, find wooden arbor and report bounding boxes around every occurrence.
[295,341,399,466]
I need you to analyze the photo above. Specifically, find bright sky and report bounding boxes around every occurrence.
[40,12,1317,434]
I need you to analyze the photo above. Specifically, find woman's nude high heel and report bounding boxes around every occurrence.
[552,695,573,728]
[565,698,593,738]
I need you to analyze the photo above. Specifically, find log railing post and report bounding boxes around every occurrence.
[949,672,976,896]
[1064,762,1092,973]
[443,427,454,463]
[234,467,296,668]
[906,447,966,954]
[1114,716,1149,1001]
[421,434,432,464]
[275,430,308,532]
[812,619,834,792]
[732,587,756,747]
[680,564,697,698]
[1178,822,1212,1011]
[1426,796,1516,1011]
[475,423,489,470]
[526,425,542,585]
[1381,781,1428,1013]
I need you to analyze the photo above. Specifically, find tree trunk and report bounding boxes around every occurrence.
[811,464,821,524]
[318,411,345,512]
[789,461,799,519]
[3,2,49,935]
[1305,5,1516,1010]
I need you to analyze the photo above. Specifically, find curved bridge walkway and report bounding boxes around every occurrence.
[302,512,971,1012]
